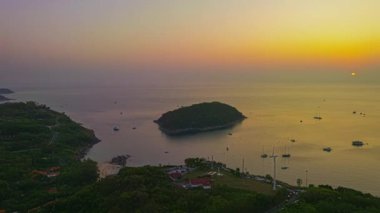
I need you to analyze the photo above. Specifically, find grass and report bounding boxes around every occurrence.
[182,168,275,195]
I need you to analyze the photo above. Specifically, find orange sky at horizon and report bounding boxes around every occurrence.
[1,0,380,72]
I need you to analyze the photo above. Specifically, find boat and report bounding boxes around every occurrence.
[323,147,332,152]
[290,139,296,143]
[282,146,291,158]
[313,107,322,120]
[132,127,136,130]
[260,147,268,158]
[228,132,232,136]
[281,166,288,170]
[352,141,364,147]
[113,127,120,131]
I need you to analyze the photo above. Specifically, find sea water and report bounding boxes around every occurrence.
[7,73,380,195]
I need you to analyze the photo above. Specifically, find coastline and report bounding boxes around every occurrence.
[77,130,101,160]
[156,119,245,136]
[6,90,380,196]
[2,100,380,213]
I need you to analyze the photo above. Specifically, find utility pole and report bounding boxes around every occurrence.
[305,170,308,187]
[211,155,214,170]
[242,158,245,174]
[225,150,228,167]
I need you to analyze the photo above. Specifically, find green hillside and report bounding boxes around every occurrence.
[0,102,99,211]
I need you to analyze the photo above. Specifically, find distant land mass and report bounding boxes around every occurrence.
[0,88,14,94]
[0,95,11,102]
[0,88,14,102]
[154,102,246,135]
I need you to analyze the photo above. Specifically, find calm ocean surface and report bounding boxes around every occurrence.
[8,80,380,195]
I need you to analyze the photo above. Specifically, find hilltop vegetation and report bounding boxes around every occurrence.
[0,102,99,211]
[281,185,380,213]
[155,102,246,135]
[53,157,380,213]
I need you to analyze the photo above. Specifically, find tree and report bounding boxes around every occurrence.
[0,180,10,200]
[297,178,303,187]
[58,159,98,187]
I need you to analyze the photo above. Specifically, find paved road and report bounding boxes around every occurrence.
[265,189,301,213]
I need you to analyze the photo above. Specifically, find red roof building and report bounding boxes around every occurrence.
[184,178,212,189]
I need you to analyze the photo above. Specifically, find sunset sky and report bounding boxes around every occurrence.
[1,0,380,74]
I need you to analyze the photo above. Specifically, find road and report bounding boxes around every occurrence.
[265,189,301,213]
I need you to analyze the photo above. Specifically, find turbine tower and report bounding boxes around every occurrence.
[270,147,278,190]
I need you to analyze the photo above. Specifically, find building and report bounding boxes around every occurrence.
[183,178,211,189]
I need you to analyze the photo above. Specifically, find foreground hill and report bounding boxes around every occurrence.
[281,185,380,213]
[53,166,278,212]
[155,102,246,135]
[53,158,380,213]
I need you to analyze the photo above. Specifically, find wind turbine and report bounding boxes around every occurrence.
[270,147,278,190]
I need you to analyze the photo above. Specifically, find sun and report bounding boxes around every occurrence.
[351,72,356,77]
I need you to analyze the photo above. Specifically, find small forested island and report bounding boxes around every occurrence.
[0,88,14,94]
[154,102,246,135]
